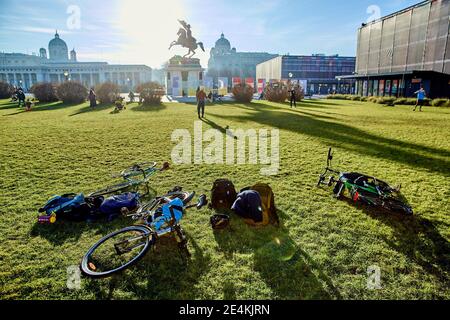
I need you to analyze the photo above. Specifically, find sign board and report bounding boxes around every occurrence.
[218,77,228,95]
[245,78,254,88]
[257,79,265,94]
[232,77,242,87]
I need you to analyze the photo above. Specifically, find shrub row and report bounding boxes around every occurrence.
[30,82,87,103]
[263,82,305,103]
[327,94,449,107]
[136,82,165,105]
[0,82,14,99]
[3,81,166,105]
[232,83,254,103]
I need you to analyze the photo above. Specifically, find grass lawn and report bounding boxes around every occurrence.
[0,98,449,300]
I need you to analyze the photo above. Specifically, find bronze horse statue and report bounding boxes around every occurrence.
[169,20,205,58]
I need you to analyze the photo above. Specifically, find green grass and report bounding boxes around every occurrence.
[0,98,449,300]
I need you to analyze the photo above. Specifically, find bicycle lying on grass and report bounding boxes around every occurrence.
[88,161,170,197]
[80,187,207,278]
[317,148,413,215]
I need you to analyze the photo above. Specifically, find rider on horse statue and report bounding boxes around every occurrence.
[169,20,205,58]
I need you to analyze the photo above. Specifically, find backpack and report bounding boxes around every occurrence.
[237,183,279,227]
[210,179,237,210]
[232,190,264,224]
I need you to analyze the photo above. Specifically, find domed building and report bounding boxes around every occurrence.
[48,31,69,61]
[207,33,277,87]
[0,31,151,91]
[211,33,231,55]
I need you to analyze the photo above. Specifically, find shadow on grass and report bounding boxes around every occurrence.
[211,102,450,176]
[84,235,211,299]
[130,103,167,112]
[3,101,82,116]
[69,103,115,116]
[200,117,238,140]
[213,213,342,300]
[29,219,130,246]
[0,101,23,110]
[341,198,450,284]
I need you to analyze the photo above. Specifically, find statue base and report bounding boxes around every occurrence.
[165,55,204,97]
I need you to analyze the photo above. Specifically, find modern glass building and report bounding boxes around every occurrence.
[256,54,356,95]
[340,0,450,98]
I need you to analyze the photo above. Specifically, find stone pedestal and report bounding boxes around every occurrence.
[165,56,204,97]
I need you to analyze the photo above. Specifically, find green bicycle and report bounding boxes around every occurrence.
[88,161,170,197]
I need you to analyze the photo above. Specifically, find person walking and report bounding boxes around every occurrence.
[289,88,297,108]
[196,88,207,119]
[17,89,26,107]
[413,85,426,112]
[89,89,97,108]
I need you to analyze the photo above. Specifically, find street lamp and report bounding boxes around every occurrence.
[63,71,69,82]
[337,77,341,94]
[127,78,131,91]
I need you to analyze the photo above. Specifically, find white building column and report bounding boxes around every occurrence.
[36,72,45,83]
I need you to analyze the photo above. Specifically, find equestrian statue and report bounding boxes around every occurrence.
[169,20,205,58]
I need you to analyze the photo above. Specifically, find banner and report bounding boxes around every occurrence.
[232,77,241,87]
[218,77,228,95]
[204,77,214,92]
[172,76,180,96]
[257,79,265,94]
[245,78,254,88]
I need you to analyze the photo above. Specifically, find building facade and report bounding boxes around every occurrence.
[342,0,450,98]
[0,31,152,91]
[256,54,356,95]
[207,33,277,86]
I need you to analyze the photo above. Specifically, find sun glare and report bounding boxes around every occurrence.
[118,0,187,67]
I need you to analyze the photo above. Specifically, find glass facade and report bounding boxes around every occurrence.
[356,0,449,75]
[352,0,450,98]
[257,55,356,95]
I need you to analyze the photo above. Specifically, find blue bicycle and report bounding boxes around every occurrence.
[80,188,207,278]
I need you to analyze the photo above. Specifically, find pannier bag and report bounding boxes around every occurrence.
[210,179,237,210]
[38,193,95,223]
[150,198,184,231]
[99,192,140,220]
[38,192,140,224]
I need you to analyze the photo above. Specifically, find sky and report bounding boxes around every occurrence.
[0,0,420,68]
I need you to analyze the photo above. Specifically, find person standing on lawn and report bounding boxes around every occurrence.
[413,85,426,112]
[289,88,297,108]
[17,89,25,107]
[89,89,97,108]
[196,88,207,118]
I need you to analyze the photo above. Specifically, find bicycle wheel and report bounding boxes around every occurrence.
[80,226,154,278]
[88,181,134,197]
